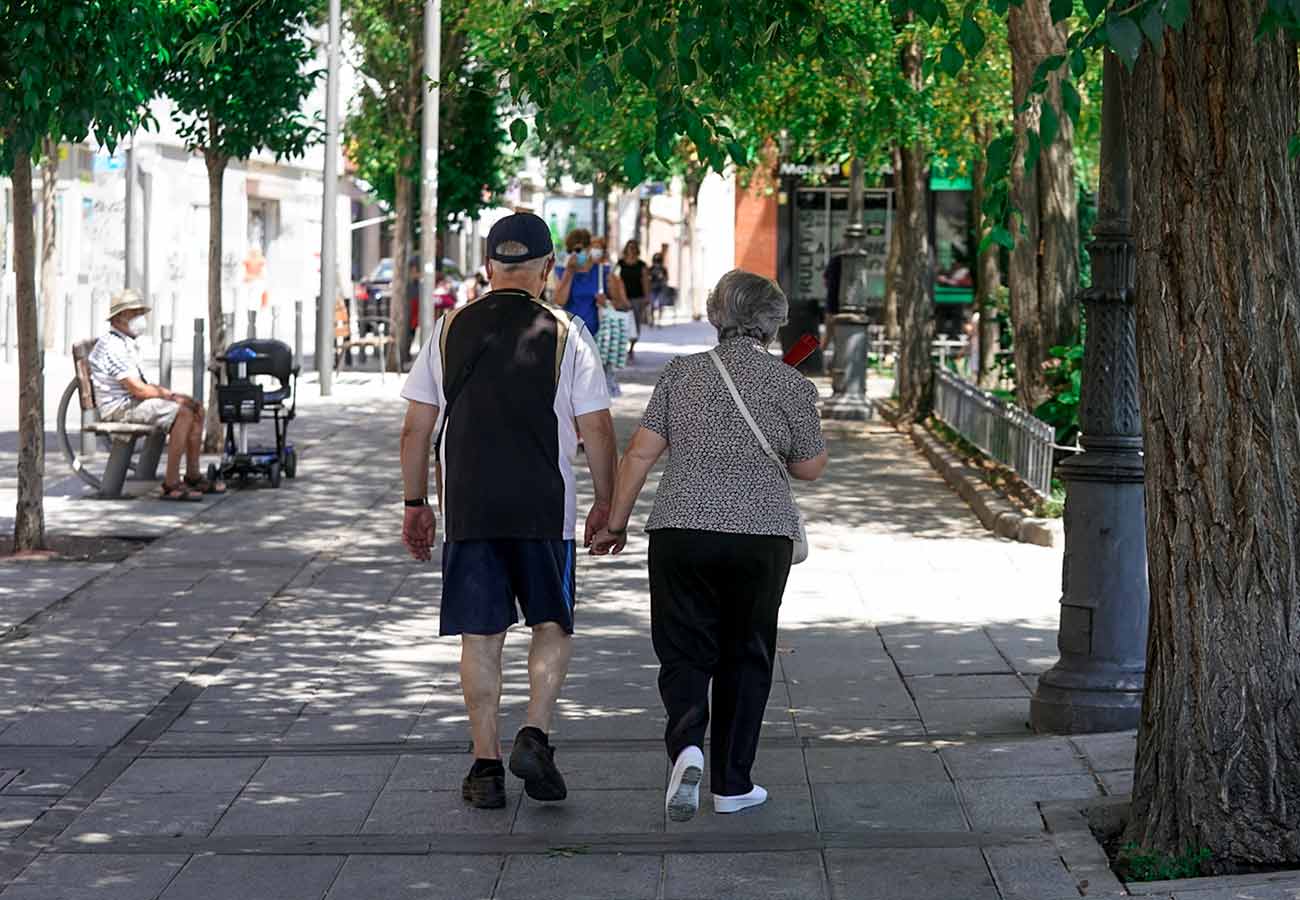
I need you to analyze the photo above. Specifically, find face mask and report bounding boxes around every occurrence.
[574,251,590,266]
[590,248,604,261]
[127,315,148,335]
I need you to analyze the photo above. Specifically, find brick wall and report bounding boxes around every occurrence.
[734,176,779,281]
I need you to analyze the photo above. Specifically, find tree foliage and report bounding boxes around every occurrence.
[162,0,319,164]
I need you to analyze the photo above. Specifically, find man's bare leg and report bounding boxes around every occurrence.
[185,408,203,478]
[524,623,572,734]
[461,632,507,759]
[165,406,194,486]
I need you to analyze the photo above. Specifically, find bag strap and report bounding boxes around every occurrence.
[708,349,790,483]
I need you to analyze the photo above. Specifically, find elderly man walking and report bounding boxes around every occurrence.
[399,213,617,809]
[88,289,224,501]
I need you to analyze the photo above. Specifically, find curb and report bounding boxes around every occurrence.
[877,399,1060,548]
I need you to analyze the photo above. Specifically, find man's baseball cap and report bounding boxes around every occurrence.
[486,213,554,263]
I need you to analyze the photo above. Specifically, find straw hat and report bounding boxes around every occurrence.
[107,289,150,320]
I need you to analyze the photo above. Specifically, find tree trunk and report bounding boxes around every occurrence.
[1008,0,1079,412]
[883,148,903,343]
[895,36,934,424]
[1122,4,1300,870]
[685,169,704,320]
[39,139,59,353]
[203,150,228,454]
[12,151,45,552]
[390,167,413,368]
[896,139,933,423]
[971,126,1002,389]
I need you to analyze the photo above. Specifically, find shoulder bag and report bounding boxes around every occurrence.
[707,349,809,565]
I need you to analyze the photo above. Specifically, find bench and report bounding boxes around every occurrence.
[334,297,397,377]
[56,340,167,498]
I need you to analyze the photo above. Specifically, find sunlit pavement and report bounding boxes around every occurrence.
[0,321,1146,899]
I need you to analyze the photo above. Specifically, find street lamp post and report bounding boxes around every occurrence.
[1030,51,1149,733]
[418,0,441,351]
[317,0,340,396]
[823,158,872,421]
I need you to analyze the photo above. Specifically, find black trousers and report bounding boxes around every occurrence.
[649,528,793,796]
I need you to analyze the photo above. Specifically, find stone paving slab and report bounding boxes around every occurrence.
[957,774,1100,832]
[813,782,968,832]
[362,790,519,835]
[324,854,500,900]
[664,850,827,900]
[0,852,188,900]
[212,789,380,836]
[496,853,660,900]
[156,854,344,900]
[824,846,999,900]
[982,845,1082,900]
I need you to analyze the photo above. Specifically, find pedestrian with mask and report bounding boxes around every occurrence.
[616,241,652,359]
[399,213,618,810]
[554,228,609,337]
[591,270,828,822]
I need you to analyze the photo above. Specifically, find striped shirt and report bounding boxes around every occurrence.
[88,330,144,419]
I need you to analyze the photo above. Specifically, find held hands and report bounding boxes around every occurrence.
[589,527,627,556]
[402,505,437,561]
[583,502,610,548]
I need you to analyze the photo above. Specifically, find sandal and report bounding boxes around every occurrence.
[184,475,227,495]
[160,482,204,502]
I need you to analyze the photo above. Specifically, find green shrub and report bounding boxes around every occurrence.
[1118,843,1213,883]
[1035,341,1084,446]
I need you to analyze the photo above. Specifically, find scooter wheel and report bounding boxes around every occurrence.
[284,448,297,479]
[268,462,282,489]
[207,463,219,483]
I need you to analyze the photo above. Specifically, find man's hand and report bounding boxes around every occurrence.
[590,528,627,556]
[403,506,437,561]
[584,502,610,548]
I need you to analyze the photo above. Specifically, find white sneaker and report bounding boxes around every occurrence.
[713,784,768,814]
[665,746,704,822]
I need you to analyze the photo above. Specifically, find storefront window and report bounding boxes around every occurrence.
[792,187,893,308]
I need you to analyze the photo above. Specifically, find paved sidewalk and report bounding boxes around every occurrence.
[0,323,1159,899]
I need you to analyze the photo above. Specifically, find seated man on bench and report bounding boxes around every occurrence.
[88,289,226,501]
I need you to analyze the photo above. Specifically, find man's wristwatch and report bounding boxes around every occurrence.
[404,497,429,508]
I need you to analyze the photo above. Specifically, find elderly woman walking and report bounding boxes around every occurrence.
[592,270,828,821]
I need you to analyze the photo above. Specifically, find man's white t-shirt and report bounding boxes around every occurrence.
[401,289,609,542]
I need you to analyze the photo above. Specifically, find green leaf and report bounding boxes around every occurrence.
[623,44,653,85]
[1050,0,1072,23]
[959,17,986,56]
[1163,0,1191,29]
[989,226,1015,250]
[1032,54,1067,85]
[1139,7,1165,51]
[1069,48,1087,78]
[515,33,530,55]
[1061,80,1082,125]
[986,134,1015,177]
[1025,129,1042,174]
[1289,134,1300,159]
[1084,0,1107,17]
[1040,102,1060,149]
[509,118,528,145]
[1106,17,1144,68]
[623,150,645,184]
[727,141,748,166]
[940,43,965,77]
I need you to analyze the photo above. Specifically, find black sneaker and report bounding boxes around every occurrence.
[462,760,506,809]
[509,727,567,802]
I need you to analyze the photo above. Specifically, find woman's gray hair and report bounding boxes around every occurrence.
[706,270,789,343]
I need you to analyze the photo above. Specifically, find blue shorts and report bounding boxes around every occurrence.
[440,540,576,636]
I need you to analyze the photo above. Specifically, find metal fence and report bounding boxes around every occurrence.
[932,366,1056,498]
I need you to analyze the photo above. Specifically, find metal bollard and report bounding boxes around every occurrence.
[3,290,12,364]
[159,324,174,388]
[63,292,73,354]
[294,299,303,370]
[247,309,257,341]
[193,318,205,406]
[271,306,281,342]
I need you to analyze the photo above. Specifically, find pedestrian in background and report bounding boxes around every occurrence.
[400,213,617,810]
[593,237,632,398]
[616,240,651,358]
[554,228,609,337]
[591,270,829,822]
[649,252,669,327]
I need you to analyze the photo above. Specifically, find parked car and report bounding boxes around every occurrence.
[354,256,464,335]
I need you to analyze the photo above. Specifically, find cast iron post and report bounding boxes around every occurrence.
[823,160,872,421]
[1030,52,1149,733]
